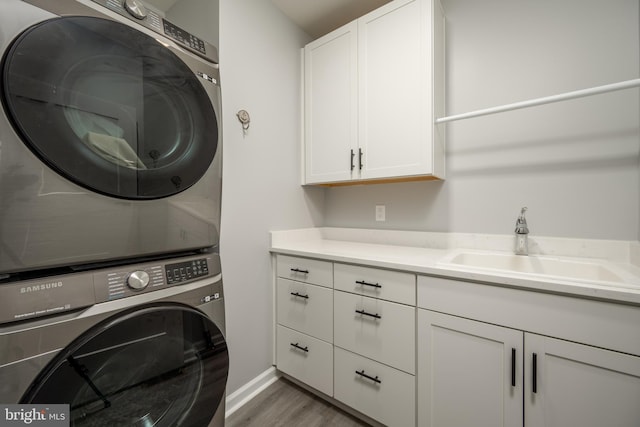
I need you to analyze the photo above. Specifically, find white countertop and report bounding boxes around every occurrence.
[270,228,640,306]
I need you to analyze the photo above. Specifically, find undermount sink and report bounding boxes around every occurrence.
[443,251,625,284]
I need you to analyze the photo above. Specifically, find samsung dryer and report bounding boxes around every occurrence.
[0,0,222,276]
[0,252,228,427]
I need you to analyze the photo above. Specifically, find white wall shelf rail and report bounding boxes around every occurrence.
[435,78,640,124]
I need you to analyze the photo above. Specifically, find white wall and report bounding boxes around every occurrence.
[218,0,323,394]
[324,0,640,241]
[179,0,638,397]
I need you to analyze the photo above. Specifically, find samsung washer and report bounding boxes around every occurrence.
[0,252,228,427]
[0,0,222,276]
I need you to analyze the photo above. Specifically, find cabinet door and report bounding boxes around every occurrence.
[358,0,434,180]
[304,22,358,184]
[525,333,640,427]
[417,310,523,427]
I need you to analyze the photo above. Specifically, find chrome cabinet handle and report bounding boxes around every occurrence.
[355,309,381,319]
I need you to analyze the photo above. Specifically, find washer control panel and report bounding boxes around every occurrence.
[166,258,209,285]
[0,254,221,323]
[93,255,219,302]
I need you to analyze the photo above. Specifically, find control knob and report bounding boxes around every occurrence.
[127,270,150,290]
[124,0,148,19]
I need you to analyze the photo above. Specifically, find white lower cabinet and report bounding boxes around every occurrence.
[334,347,415,427]
[417,310,523,427]
[275,255,417,425]
[525,333,640,427]
[418,309,640,427]
[276,325,333,396]
[275,255,334,397]
[276,253,640,427]
[334,290,415,374]
[276,278,333,343]
[333,289,416,426]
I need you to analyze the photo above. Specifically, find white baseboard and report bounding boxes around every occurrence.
[225,367,280,418]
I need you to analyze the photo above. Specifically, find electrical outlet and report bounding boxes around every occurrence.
[375,205,386,222]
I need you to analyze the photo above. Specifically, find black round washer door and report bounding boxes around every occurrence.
[21,303,229,427]
[1,16,218,199]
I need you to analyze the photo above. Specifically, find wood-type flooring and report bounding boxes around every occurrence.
[226,378,371,427]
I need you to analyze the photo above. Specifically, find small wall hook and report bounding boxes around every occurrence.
[236,110,250,131]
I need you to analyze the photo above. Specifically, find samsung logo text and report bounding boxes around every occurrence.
[20,282,63,294]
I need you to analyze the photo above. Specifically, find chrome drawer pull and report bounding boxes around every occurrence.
[290,292,309,299]
[355,369,381,384]
[290,342,309,352]
[355,280,381,289]
[355,309,381,319]
[290,268,309,274]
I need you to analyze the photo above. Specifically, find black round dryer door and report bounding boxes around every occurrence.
[1,16,218,199]
[20,303,229,427]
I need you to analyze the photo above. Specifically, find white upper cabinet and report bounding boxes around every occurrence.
[303,0,445,185]
[359,0,433,181]
[304,22,358,184]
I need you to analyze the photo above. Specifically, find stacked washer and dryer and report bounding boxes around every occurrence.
[0,0,228,426]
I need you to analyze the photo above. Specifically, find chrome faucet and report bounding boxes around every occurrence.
[514,207,529,256]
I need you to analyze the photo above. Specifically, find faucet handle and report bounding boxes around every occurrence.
[515,207,529,234]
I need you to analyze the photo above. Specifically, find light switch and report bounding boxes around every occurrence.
[375,205,386,222]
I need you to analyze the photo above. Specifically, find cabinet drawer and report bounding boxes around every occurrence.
[334,291,415,374]
[276,278,333,342]
[334,347,415,427]
[276,325,333,396]
[277,255,333,288]
[334,263,415,305]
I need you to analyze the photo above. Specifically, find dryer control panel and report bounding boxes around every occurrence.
[92,0,218,63]
[166,258,209,285]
